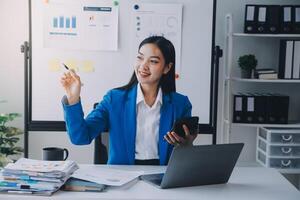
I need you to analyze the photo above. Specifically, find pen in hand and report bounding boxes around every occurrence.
[63,63,70,70]
[62,63,84,86]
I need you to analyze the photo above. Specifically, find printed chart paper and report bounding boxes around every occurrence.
[132,3,183,73]
[43,0,119,51]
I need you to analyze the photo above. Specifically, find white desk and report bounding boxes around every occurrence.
[0,165,299,200]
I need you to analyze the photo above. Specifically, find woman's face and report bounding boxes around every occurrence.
[134,43,171,87]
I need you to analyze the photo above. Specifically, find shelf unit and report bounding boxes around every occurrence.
[221,14,300,174]
[221,14,300,142]
[229,77,300,83]
[233,33,300,38]
[224,120,300,128]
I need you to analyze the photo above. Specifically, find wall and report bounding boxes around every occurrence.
[0,0,94,163]
[0,0,27,158]
[0,0,27,121]
[0,0,299,167]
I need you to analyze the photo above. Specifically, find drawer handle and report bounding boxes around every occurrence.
[281,160,291,167]
[281,147,292,154]
[281,135,293,142]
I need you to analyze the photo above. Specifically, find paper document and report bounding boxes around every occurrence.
[71,167,143,186]
[132,3,183,73]
[1,158,78,196]
[4,158,77,173]
[43,0,119,51]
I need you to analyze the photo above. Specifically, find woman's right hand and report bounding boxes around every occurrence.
[60,69,82,105]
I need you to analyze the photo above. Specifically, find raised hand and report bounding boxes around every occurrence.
[60,69,82,105]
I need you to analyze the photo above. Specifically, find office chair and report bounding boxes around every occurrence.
[93,103,108,164]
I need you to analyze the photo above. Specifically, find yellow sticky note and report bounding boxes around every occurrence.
[48,59,60,72]
[81,61,95,73]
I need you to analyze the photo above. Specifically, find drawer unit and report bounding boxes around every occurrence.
[256,127,300,170]
[258,139,300,157]
[258,127,300,144]
[257,150,300,168]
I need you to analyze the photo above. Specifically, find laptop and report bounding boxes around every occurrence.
[140,143,244,189]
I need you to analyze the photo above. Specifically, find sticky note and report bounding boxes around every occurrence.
[48,59,60,72]
[81,61,95,73]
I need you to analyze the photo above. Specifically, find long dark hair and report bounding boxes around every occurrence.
[117,36,176,94]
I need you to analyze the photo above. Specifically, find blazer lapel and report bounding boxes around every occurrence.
[123,85,137,164]
[159,94,174,165]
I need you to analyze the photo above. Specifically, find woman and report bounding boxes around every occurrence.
[61,36,196,165]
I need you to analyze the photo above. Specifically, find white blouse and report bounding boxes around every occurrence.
[135,83,162,160]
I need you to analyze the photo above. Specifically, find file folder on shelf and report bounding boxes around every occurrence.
[244,5,257,33]
[252,93,267,124]
[232,93,289,124]
[279,40,300,79]
[293,41,300,79]
[257,5,268,33]
[294,6,300,34]
[279,40,294,79]
[266,5,281,34]
[281,6,294,34]
[244,93,256,123]
[233,93,245,123]
[233,93,256,124]
[244,4,300,34]
[265,94,289,124]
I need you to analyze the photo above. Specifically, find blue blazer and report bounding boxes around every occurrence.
[63,84,192,165]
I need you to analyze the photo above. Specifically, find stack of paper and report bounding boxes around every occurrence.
[0,158,79,196]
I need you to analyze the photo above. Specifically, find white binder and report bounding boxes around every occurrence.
[292,41,300,79]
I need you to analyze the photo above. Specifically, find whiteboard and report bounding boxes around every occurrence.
[29,0,217,132]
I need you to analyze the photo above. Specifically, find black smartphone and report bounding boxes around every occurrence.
[171,116,199,138]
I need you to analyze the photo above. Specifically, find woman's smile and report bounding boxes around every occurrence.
[138,70,151,78]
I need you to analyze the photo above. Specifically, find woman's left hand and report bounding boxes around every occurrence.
[164,124,197,146]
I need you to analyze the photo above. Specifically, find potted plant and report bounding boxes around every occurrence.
[238,54,258,78]
[0,104,23,167]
